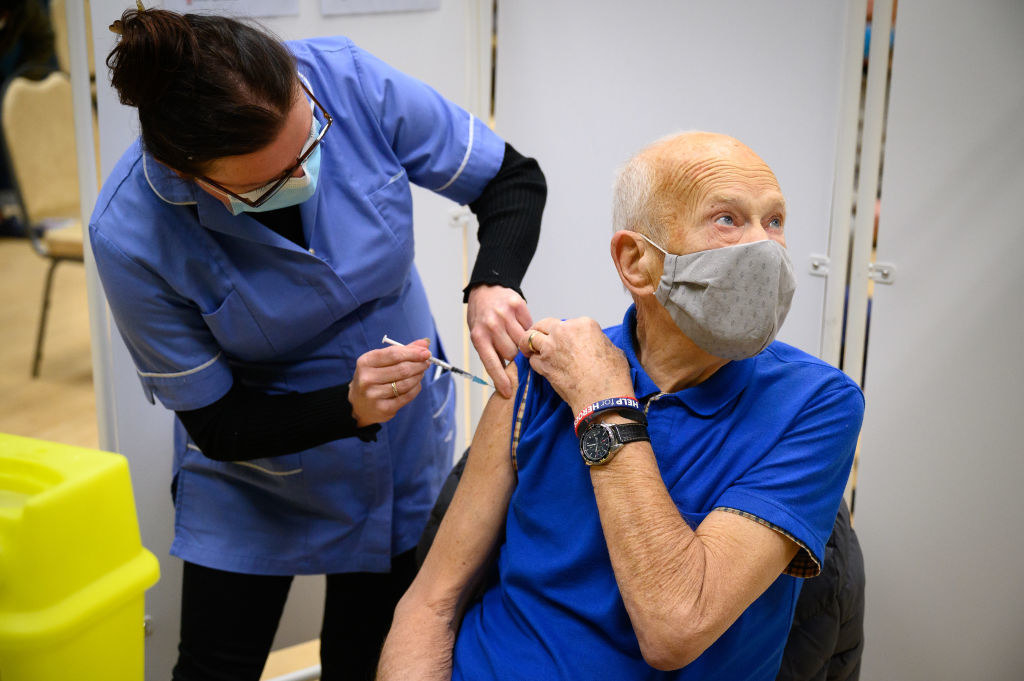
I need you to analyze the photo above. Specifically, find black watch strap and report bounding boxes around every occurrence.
[610,422,650,447]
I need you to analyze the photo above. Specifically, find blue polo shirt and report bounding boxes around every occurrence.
[453,306,864,680]
[89,37,505,575]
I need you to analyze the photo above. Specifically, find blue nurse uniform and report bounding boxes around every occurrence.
[89,36,506,576]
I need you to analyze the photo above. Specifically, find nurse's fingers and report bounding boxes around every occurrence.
[349,371,424,427]
[350,342,432,427]
[378,380,423,415]
[467,285,534,399]
[367,374,422,401]
[360,340,431,368]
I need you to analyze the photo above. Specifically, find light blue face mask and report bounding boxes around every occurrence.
[226,114,322,216]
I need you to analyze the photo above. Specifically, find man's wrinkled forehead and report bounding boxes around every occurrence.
[647,132,783,213]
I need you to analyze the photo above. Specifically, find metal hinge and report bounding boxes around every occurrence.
[809,254,830,277]
[868,261,897,284]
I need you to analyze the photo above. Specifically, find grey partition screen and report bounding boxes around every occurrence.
[493,0,859,355]
[853,1,1024,678]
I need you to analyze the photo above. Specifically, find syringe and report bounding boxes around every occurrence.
[381,335,492,387]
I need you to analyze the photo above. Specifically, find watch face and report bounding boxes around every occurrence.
[580,425,613,464]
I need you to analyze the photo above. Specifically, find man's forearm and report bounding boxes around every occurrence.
[589,416,796,671]
[376,594,458,681]
[588,428,709,670]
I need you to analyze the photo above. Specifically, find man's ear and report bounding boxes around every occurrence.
[611,230,660,297]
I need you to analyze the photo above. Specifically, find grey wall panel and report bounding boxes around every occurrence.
[494,0,852,355]
[854,1,1024,678]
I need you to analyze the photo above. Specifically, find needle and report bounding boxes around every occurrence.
[381,335,492,387]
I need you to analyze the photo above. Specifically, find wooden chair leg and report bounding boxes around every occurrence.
[32,258,60,378]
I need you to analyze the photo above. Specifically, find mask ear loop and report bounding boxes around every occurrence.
[634,231,669,255]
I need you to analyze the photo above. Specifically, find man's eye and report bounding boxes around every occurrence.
[768,217,783,230]
[715,215,735,226]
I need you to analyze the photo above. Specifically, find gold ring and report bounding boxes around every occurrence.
[527,331,539,354]
[391,381,399,398]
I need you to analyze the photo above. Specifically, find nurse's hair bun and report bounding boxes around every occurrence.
[103,7,297,176]
[106,8,199,109]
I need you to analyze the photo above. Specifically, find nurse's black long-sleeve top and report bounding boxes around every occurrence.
[177,142,545,461]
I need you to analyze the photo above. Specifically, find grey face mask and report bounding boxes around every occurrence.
[638,235,797,360]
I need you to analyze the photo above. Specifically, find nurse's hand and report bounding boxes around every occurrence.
[349,339,432,427]
[467,284,533,399]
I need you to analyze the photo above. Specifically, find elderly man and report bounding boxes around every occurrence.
[377,132,864,681]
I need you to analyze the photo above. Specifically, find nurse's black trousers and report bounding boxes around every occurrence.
[171,549,418,681]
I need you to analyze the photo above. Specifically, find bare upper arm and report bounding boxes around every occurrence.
[409,362,519,610]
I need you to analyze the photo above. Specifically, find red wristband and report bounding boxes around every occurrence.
[573,396,642,436]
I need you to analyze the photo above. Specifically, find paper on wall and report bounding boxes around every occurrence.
[321,0,440,17]
[159,0,300,18]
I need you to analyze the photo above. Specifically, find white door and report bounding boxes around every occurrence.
[853,1,1024,678]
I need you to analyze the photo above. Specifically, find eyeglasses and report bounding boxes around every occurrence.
[196,80,333,208]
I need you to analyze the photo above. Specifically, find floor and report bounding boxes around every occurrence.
[261,639,321,680]
[0,235,97,449]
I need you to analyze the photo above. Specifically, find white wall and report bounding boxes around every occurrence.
[854,1,1024,678]
[83,1,488,677]
[493,0,858,355]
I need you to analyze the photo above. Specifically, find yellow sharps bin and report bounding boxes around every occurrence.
[0,434,159,681]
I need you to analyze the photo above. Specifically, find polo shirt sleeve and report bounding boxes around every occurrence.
[89,225,234,412]
[713,383,864,577]
[348,42,505,205]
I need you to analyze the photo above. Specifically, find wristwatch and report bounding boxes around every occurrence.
[578,421,650,466]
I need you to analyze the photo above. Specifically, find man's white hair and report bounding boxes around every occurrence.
[611,131,698,243]
[612,153,661,241]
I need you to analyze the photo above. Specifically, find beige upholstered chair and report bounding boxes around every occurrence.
[1,70,85,377]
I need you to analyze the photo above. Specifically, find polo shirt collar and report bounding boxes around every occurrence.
[617,305,754,416]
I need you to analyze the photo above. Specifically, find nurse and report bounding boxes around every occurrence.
[91,7,545,681]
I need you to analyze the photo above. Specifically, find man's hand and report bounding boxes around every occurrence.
[348,339,431,427]
[521,317,634,415]
[467,284,533,398]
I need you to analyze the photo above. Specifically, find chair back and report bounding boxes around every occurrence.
[1,71,81,225]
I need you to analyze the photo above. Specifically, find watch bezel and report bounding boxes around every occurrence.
[579,423,618,465]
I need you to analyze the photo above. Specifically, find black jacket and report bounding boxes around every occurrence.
[775,498,865,681]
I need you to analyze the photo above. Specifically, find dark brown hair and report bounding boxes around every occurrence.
[106,8,297,176]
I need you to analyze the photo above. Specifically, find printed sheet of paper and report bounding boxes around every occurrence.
[321,0,440,17]
[160,0,300,18]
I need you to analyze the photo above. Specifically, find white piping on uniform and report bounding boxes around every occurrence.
[432,378,453,419]
[234,461,304,476]
[434,114,475,192]
[143,153,198,206]
[137,352,221,378]
[186,444,304,476]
